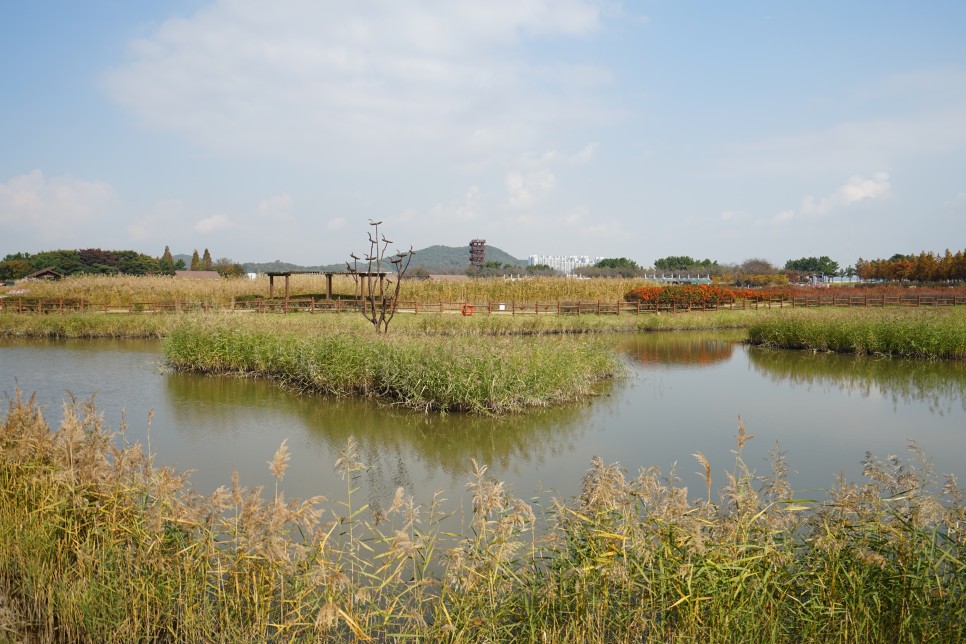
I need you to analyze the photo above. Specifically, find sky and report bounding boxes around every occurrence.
[1,1,965,269]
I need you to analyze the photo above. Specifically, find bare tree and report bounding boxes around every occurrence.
[346,220,414,333]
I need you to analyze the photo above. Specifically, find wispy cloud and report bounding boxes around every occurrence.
[102,1,616,167]
[800,172,891,217]
[0,170,118,241]
[506,170,556,208]
[721,98,966,178]
[194,213,232,233]
[128,199,187,241]
[755,172,891,228]
[257,193,295,221]
[757,209,795,227]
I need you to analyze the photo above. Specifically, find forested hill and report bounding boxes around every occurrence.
[242,245,526,274]
[407,245,525,270]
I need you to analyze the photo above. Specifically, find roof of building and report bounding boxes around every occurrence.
[24,267,64,280]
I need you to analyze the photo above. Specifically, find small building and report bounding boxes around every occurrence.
[24,267,64,281]
[174,270,222,280]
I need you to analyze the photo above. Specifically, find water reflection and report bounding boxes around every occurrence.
[2,335,964,513]
[618,331,742,368]
[748,348,966,415]
[164,371,603,510]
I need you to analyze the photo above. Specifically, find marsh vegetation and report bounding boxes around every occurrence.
[2,276,964,641]
[748,308,966,360]
[1,393,962,642]
[163,317,622,414]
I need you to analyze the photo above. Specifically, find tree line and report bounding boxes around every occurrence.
[0,246,245,280]
[856,250,966,282]
[514,251,964,285]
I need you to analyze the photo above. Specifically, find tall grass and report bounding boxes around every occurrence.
[6,274,966,310]
[1,307,773,340]
[748,308,966,359]
[399,276,653,303]
[3,274,655,307]
[163,318,623,413]
[2,274,269,306]
[1,394,963,641]
[0,311,181,338]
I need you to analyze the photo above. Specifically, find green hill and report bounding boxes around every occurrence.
[241,245,525,274]
[408,245,525,270]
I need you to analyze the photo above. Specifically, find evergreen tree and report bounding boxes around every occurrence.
[160,246,175,274]
[202,248,213,270]
[190,249,201,271]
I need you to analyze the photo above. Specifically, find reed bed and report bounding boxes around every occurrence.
[163,318,622,414]
[398,276,652,303]
[2,274,655,308]
[0,311,182,338]
[6,275,966,311]
[402,308,767,336]
[748,308,966,360]
[0,307,774,340]
[1,274,269,307]
[1,394,963,642]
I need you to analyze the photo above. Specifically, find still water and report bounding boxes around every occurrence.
[1,333,963,512]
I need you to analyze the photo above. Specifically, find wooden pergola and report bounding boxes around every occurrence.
[265,271,389,302]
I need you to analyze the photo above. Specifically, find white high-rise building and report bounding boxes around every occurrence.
[528,255,603,275]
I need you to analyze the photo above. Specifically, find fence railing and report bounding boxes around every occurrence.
[2,294,965,315]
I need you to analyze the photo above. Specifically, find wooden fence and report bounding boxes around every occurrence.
[3,294,965,315]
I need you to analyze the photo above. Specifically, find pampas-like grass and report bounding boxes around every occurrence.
[2,390,965,641]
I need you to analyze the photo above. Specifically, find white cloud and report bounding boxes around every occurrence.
[0,170,118,240]
[455,185,482,220]
[257,193,295,220]
[102,1,616,163]
[801,172,891,217]
[561,204,622,236]
[506,170,556,208]
[757,209,795,226]
[722,101,966,177]
[194,213,232,233]
[720,210,748,222]
[327,217,347,230]
[128,199,187,241]
[519,143,598,168]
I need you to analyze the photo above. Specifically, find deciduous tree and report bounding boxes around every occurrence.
[346,220,414,333]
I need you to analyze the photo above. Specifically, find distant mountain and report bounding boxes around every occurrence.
[242,260,334,273]
[408,244,525,270]
[241,245,526,274]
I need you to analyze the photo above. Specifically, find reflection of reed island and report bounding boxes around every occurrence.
[747,347,966,414]
[164,371,602,509]
[622,333,736,367]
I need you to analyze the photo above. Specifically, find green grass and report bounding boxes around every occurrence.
[1,393,963,642]
[748,308,966,359]
[0,307,774,339]
[0,311,182,338]
[163,318,623,413]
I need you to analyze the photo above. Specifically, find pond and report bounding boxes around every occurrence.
[1,333,963,514]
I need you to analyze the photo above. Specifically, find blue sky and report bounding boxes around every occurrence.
[2,1,964,268]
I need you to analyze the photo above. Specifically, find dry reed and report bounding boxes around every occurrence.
[1,392,963,641]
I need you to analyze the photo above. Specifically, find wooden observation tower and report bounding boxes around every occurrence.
[469,239,486,267]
